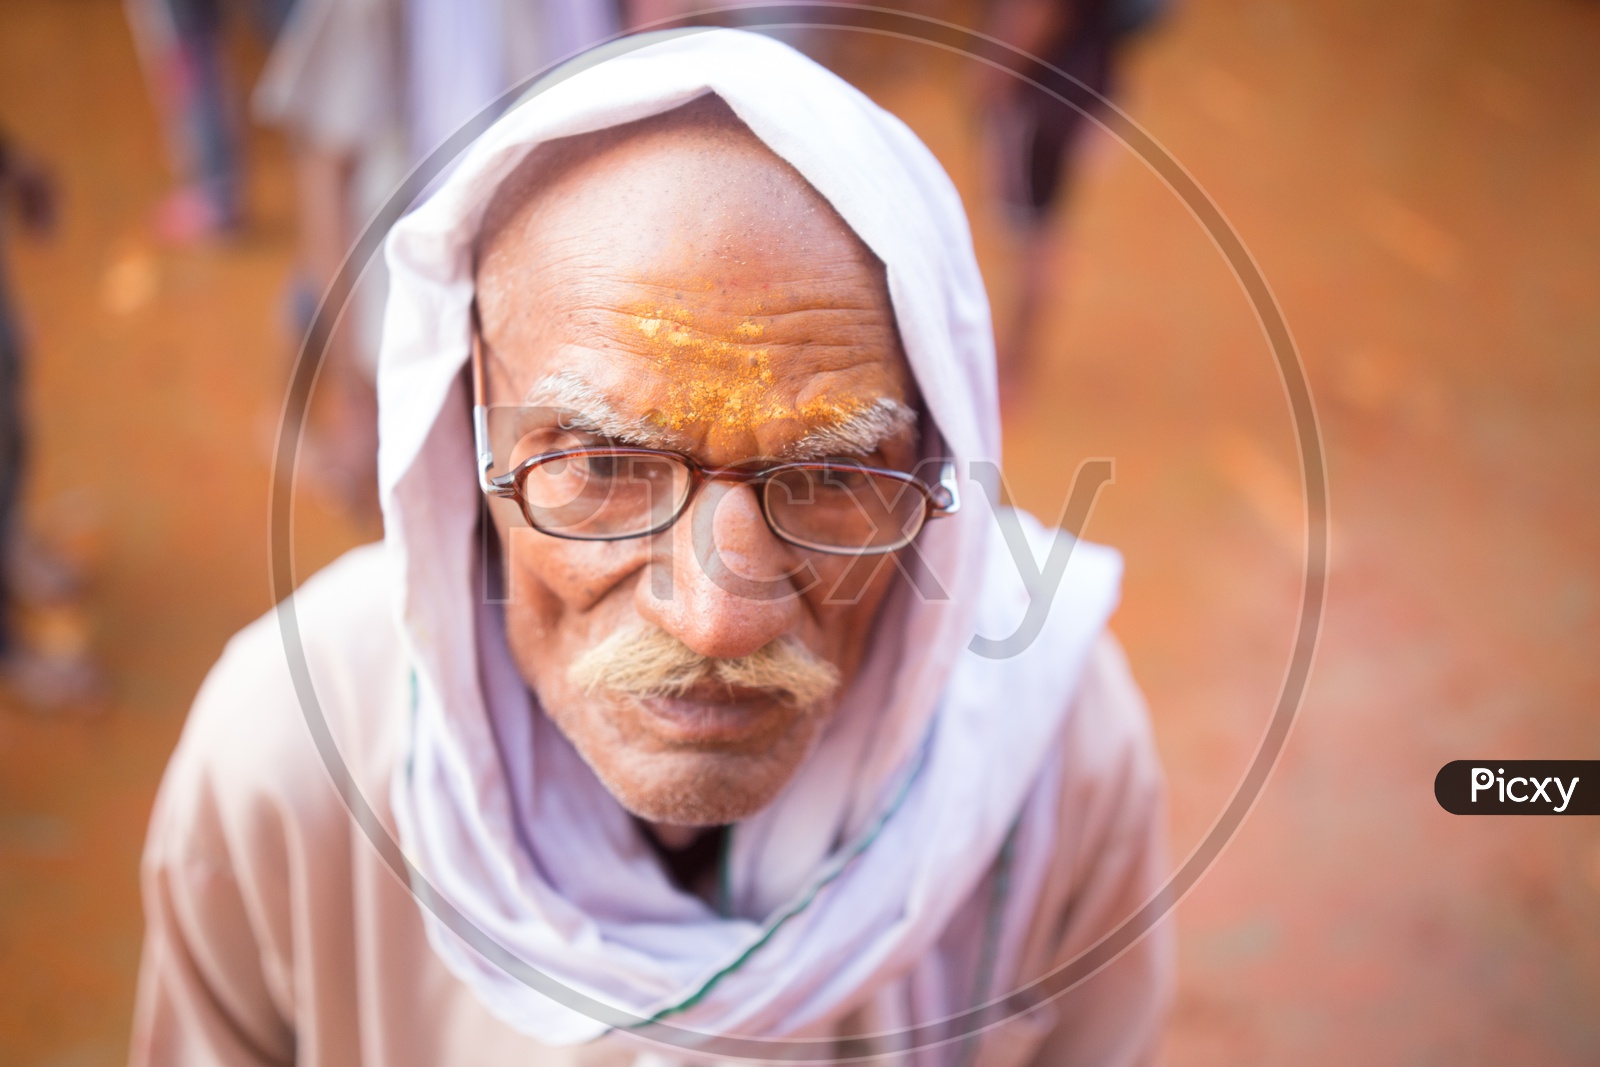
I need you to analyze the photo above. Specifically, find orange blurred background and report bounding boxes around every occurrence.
[2,0,1598,1064]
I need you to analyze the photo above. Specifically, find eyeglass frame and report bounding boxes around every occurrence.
[469,315,961,556]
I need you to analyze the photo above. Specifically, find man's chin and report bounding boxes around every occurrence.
[539,688,824,827]
[597,747,801,827]
[587,706,820,827]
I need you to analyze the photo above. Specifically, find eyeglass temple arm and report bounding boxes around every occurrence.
[471,309,517,499]
[930,461,961,517]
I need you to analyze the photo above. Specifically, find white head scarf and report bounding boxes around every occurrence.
[381,28,1122,1060]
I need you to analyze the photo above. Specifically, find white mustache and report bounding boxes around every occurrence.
[568,622,841,708]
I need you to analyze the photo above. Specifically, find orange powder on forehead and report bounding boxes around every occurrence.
[629,307,873,439]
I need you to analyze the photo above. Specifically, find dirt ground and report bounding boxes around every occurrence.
[1,0,1598,1064]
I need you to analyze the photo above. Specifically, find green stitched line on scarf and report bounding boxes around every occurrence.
[631,732,936,1026]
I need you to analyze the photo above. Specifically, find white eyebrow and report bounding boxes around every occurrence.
[522,372,682,449]
[778,397,918,461]
[522,372,918,460]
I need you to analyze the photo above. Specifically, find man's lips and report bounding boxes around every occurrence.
[634,684,791,745]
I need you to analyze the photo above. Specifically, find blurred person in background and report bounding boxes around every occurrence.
[0,134,51,669]
[0,133,101,708]
[130,33,1170,1066]
[253,0,619,517]
[978,0,1165,396]
[124,0,298,243]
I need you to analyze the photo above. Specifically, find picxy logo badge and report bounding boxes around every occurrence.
[1435,761,1598,815]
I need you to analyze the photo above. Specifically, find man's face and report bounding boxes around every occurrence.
[475,111,918,827]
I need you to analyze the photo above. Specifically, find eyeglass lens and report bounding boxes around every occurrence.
[522,451,689,539]
[763,466,927,552]
[518,450,927,552]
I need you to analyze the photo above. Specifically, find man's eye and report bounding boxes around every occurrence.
[823,467,871,491]
[510,429,606,465]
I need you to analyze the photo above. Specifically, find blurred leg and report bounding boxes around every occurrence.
[153,0,241,239]
[291,141,381,520]
[0,286,22,657]
[993,36,1111,401]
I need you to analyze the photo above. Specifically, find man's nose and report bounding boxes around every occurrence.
[635,481,806,660]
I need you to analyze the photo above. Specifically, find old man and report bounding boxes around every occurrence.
[131,29,1171,1067]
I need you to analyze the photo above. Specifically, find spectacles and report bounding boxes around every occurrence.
[470,327,960,556]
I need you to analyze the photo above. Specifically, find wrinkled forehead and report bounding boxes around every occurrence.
[472,95,885,309]
[468,96,920,459]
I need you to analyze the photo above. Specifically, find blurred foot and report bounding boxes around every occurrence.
[2,645,106,713]
[299,426,382,526]
[994,300,1040,414]
[997,363,1029,415]
[0,535,107,712]
[152,184,239,246]
[306,368,383,526]
[5,532,81,605]
[283,274,319,346]
[1,600,105,713]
